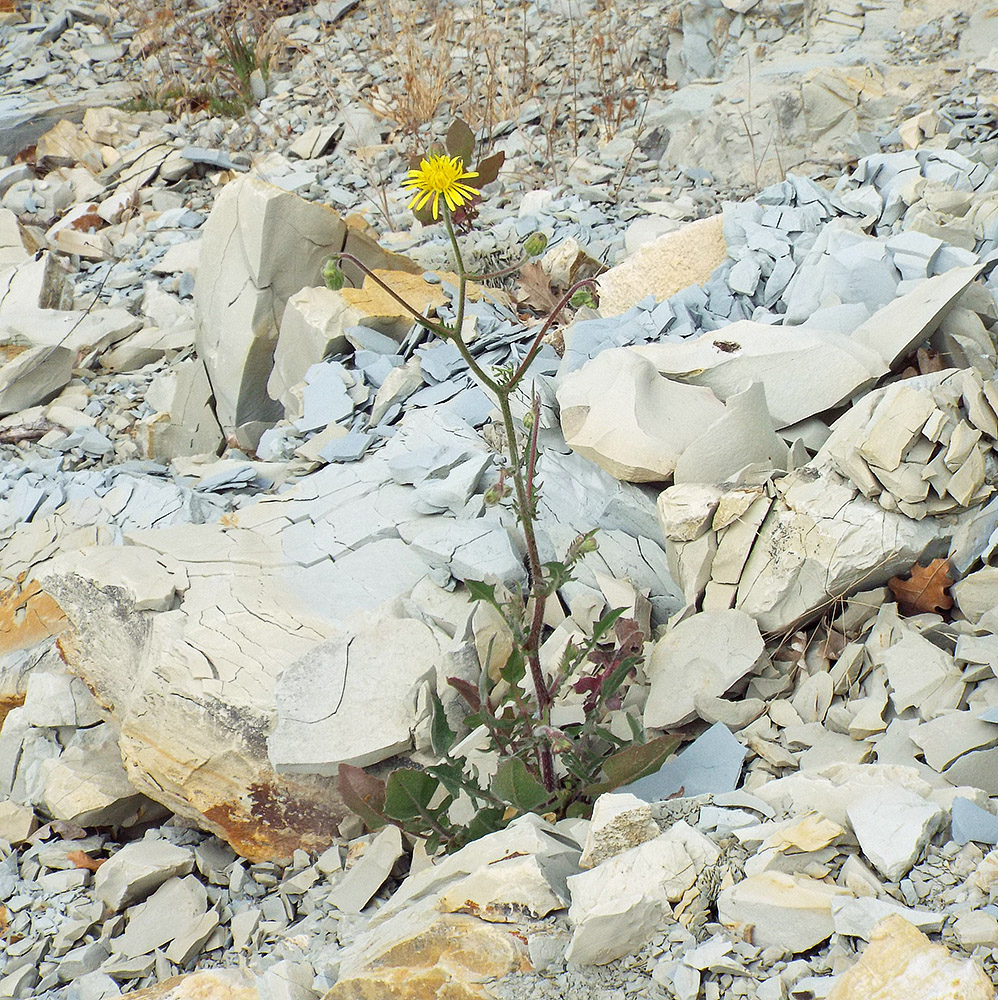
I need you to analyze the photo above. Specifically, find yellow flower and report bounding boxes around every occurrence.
[402,153,480,219]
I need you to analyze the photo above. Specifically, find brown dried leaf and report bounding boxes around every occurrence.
[887,558,955,616]
[66,850,105,872]
[917,347,945,375]
[515,261,560,315]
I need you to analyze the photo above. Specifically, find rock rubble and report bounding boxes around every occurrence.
[5,0,998,998]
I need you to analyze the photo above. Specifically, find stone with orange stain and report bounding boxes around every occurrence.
[324,898,531,1000]
[0,577,67,656]
[113,969,259,1000]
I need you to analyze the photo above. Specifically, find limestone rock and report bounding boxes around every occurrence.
[194,175,414,434]
[328,825,404,914]
[95,839,195,911]
[439,854,571,922]
[324,893,530,1000]
[596,216,727,317]
[0,799,36,843]
[566,823,717,965]
[0,345,73,416]
[137,359,224,462]
[717,871,851,953]
[645,610,764,729]
[731,468,946,633]
[39,723,157,827]
[850,264,983,369]
[579,792,660,869]
[635,321,886,428]
[557,348,726,483]
[846,786,945,882]
[825,914,993,1000]
[268,271,485,415]
[114,970,259,999]
[268,611,444,772]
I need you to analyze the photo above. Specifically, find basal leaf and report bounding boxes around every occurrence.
[602,734,681,790]
[384,768,443,825]
[337,764,388,832]
[491,757,550,813]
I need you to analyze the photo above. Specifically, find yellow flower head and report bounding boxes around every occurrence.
[402,153,480,220]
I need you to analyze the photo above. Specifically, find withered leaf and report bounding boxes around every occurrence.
[66,850,105,872]
[887,558,955,616]
[515,261,560,315]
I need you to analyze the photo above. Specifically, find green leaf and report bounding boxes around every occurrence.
[465,579,498,607]
[491,757,550,814]
[474,150,505,186]
[589,734,681,797]
[445,118,475,166]
[498,647,525,687]
[465,806,507,843]
[337,764,388,832]
[384,768,446,825]
[429,688,457,757]
[591,607,627,643]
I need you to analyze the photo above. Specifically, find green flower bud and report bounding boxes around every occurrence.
[523,231,548,257]
[577,535,598,554]
[322,259,345,291]
[522,410,535,430]
[483,486,500,506]
[569,288,598,309]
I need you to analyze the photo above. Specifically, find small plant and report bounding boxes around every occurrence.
[330,121,677,852]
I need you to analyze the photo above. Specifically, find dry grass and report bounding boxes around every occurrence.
[111,0,306,115]
[348,0,666,156]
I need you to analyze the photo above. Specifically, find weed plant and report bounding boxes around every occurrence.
[326,122,677,852]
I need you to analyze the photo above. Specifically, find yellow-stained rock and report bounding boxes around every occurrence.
[118,970,258,999]
[595,215,727,317]
[324,901,530,1000]
[0,577,68,657]
[826,914,994,1000]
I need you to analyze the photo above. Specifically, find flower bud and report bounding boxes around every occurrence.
[523,231,548,257]
[522,410,535,430]
[569,287,597,309]
[322,259,345,291]
[577,535,598,554]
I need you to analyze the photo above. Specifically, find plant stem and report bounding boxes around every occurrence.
[441,208,558,793]
[510,276,597,386]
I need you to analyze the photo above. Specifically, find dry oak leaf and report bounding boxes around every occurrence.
[66,850,106,872]
[887,558,954,616]
[515,261,561,315]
